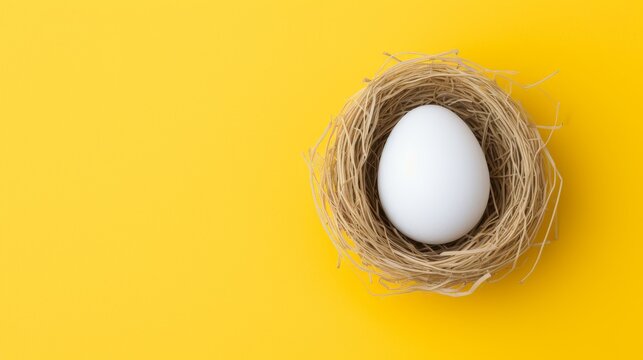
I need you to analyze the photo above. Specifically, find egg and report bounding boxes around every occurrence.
[377,105,490,245]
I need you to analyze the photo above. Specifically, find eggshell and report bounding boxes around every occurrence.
[377,105,490,245]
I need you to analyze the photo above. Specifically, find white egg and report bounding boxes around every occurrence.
[377,105,490,245]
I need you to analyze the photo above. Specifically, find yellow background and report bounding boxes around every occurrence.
[0,0,641,358]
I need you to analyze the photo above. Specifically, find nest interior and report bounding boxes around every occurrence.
[308,51,561,296]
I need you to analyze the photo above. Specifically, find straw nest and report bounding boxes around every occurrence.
[307,51,562,296]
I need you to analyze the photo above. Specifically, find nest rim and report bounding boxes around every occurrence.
[308,50,562,296]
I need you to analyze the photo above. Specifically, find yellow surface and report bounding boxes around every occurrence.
[0,0,641,358]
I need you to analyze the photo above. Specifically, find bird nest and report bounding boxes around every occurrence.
[307,51,562,296]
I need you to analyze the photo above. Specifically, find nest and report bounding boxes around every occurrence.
[308,51,562,296]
